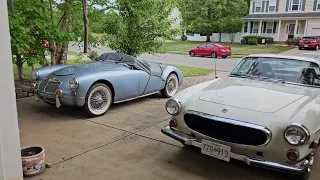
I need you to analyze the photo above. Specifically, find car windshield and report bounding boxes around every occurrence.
[230,57,320,87]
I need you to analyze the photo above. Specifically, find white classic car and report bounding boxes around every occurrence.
[161,54,320,180]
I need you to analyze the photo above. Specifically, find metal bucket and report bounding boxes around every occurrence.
[21,146,46,177]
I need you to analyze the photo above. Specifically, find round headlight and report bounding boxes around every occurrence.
[32,70,39,81]
[69,78,79,90]
[165,98,181,116]
[284,123,310,145]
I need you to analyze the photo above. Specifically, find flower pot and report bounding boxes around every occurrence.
[21,146,46,177]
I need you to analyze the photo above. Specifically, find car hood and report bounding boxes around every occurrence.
[198,77,311,113]
[53,61,128,76]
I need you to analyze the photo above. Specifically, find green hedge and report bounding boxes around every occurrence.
[285,37,301,46]
[242,36,274,45]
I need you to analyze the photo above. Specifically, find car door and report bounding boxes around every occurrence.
[196,44,207,55]
[204,44,214,56]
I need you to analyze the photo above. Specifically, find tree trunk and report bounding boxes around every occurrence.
[16,55,24,81]
[230,33,235,44]
[219,33,222,42]
[8,0,14,12]
[206,31,211,42]
[82,0,88,53]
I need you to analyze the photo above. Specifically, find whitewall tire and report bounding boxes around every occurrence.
[84,83,112,117]
[161,74,179,98]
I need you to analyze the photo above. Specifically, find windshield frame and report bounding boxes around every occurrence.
[229,56,320,88]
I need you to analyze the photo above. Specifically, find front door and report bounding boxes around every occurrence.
[287,24,295,39]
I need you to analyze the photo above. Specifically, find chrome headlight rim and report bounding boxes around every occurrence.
[165,98,182,116]
[284,123,310,146]
[32,70,39,81]
[69,77,79,90]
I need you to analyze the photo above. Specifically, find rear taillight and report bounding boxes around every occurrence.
[300,40,303,43]
[311,40,317,43]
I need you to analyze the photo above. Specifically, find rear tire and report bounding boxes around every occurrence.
[190,51,195,57]
[299,47,303,50]
[84,83,112,117]
[222,55,227,59]
[211,51,217,58]
[161,74,179,98]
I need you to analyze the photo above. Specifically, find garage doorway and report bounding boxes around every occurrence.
[311,28,320,36]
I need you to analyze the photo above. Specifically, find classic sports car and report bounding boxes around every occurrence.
[32,53,183,117]
[162,54,320,180]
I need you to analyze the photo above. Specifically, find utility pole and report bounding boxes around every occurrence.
[82,0,88,53]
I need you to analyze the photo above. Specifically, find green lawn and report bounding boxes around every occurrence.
[13,59,213,81]
[166,64,214,77]
[160,40,294,58]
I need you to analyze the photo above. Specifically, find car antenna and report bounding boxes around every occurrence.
[214,55,218,79]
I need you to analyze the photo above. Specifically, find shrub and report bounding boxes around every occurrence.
[181,35,187,41]
[242,36,274,44]
[247,37,258,45]
[88,51,99,61]
[285,37,301,46]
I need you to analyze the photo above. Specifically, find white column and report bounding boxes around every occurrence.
[247,21,251,34]
[0,0,23,179]
[258,20,262,36]
[294,19,298,37]
[304,20,308,36]
[277,20,282,42]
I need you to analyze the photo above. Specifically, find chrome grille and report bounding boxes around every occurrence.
[184,110,271,146]
[37,78,62,93]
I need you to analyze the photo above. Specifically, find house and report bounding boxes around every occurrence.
[244,0,320,42]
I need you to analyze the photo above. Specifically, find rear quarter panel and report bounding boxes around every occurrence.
[161,65,184,86]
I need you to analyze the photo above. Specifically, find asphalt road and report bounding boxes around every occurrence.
[68,42,240,72]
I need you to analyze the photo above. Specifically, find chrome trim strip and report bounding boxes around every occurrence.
[184,110,272,146]
[161,125,310,174]
[284,123,310,146]
[114,91,159,104]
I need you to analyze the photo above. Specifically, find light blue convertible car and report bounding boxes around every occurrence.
[32,53,184,117]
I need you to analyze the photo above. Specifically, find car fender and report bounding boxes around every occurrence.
[36,64,72,81]
[161,65,184,86]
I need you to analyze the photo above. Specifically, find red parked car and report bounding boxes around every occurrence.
[189,43,232,58]
[298,36,320,50]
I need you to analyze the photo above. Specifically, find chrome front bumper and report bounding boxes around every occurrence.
[161,125,311,174]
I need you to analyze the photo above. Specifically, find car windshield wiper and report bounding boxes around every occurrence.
[230,72,256,79]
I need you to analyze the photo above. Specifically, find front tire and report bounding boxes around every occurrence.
[222,55,227,58]
[84,83,112,117]
[190,50,195,57]
[161,74,179,98]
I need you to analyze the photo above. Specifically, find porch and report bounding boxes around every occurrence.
[244,20,307,42]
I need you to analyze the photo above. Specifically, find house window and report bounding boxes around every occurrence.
[290,0,302,11]
[268,0,276,11]
[255,0,262,12]
[253,22,260,33]
[317,0,320,10]
[266,22,274,33]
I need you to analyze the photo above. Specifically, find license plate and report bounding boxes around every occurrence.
[201,139,231,162]
[304,45,308,47]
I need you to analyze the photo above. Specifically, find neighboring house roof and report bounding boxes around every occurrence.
[244,12,320,20]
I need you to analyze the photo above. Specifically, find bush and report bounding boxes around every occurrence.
[181,35,187,41]
[88,51,99,61]
[242,36,274,44]
[285,37,301,46]
[247,37,258,45]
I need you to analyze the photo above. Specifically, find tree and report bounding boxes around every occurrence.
[179,0,229,42]
[82,0,88,53]
[220,0,248,44]
[106,0,179,56]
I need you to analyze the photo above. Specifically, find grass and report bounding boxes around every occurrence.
[165,64,214,77]
[160,40,294,58]
[68,51,79,56]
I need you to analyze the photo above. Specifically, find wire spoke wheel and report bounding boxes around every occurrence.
[85,83,112,117]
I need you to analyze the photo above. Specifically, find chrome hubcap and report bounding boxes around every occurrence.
[167,79,176,93]
[90,90,107,110]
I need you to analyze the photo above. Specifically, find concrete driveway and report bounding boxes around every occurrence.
[19,72,319,180]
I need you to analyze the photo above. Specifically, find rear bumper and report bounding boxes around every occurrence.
[299,44,318,48]
[161,125,311,174]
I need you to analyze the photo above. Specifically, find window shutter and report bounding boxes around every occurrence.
[302,0,306,10]
[262,1,265,12]
[314,0,317,10]
[286,0,290,11]
[250,22,254,33]
[252,2,256,13]
[273,22,277,33]
[266,1,269,12]
[276,0,280,12]
[263,22,267,33]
